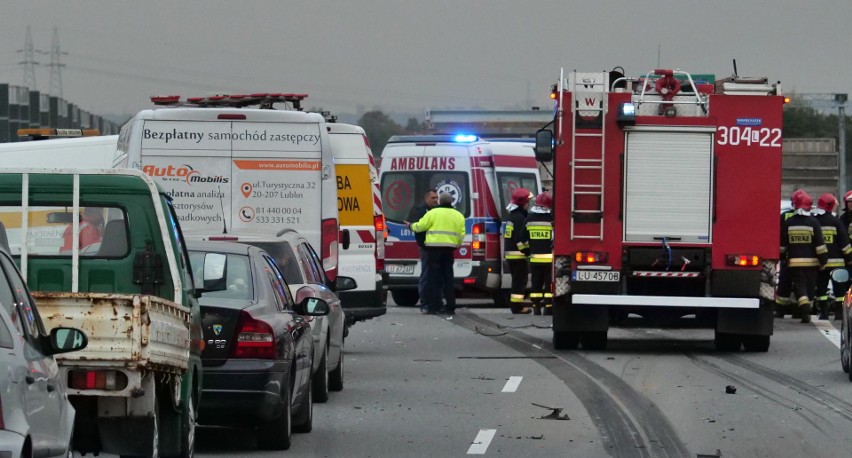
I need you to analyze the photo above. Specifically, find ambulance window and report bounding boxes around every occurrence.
[428,172,469,217]
[497,173,539,220]
[380,172,417,223]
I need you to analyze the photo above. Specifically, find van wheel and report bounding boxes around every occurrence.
[391,289,419,307]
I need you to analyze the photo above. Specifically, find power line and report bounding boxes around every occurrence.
[17,26,39,90]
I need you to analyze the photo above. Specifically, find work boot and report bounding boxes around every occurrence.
[817,300,829,320]
[800,304,812,323]
[512,307,532,315]
[543,305,553,316]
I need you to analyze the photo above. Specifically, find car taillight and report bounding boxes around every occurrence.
[575,251,608,264]
[726,254,761,267]
[68,370,129,391]
[471,223,485,257]
[232,311,276,359]
[322,218,338,281]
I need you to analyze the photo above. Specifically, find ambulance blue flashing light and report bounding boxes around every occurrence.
[453,134,478,143]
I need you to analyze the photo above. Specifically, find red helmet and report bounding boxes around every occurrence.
[510,188,533,205]
[817,193,837,212]
[534,192,552,208]
[844,190,852,202]
[792,191,813,210]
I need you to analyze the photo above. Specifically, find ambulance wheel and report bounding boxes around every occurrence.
[581,332,608,350]
[553,331,580,350]
[714,332,742,352]
[391,289,419,307]
[742,335,770,352]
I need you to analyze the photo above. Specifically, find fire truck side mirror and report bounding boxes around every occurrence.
[534,129,553,162]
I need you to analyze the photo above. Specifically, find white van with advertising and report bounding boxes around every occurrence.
[378,135,542,306]
[113,94,340,280]
[327,122,387,323]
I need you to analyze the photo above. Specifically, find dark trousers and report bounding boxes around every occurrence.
[779,268,817,306]
[425,248,455,313]
[418,249,429,308]
[530,262,552,307]
[507,259,529,312]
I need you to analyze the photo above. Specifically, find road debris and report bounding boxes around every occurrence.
[532,402,570,420]
[725,385,737,394]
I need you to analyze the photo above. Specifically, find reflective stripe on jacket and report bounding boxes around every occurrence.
[410,205,465,248]
[780,214,828,268]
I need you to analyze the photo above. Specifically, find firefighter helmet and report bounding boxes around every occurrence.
[817,193,837,212]
[534,192,552,208]
[792,191,813,210]
[844,190,852,202]
[510,188,533,206]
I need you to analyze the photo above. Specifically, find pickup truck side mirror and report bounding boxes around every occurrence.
[295,297,330,316]
[48,327,88,355]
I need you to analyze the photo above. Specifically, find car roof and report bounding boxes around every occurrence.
[186,240,255,255]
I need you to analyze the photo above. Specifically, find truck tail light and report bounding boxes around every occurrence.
[575,251,608,264]
[374,215,386,272]
[727,254,761,267]
[232,311,276,359]
[321,218,338,280]
[68,370,129,391]
[471,223,486,257]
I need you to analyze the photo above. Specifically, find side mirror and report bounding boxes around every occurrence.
[201,252,227,292]
[831,268,850,283]
[335,276,358,292]
[534,129,553,162]
[298,297,330,316]
[48,327,88,355]
[340,229,351,250]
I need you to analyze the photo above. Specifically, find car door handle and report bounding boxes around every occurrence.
[25,375,35,385]
[46,384,56,392]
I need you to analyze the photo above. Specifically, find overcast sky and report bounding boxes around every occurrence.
[1,0,850,119]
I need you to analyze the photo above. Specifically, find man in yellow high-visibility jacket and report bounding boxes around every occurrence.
[406,192,465,315]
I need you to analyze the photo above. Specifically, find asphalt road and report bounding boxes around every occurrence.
[191,300,852,457]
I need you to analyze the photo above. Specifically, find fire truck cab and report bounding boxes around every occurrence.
[536,68,783,351]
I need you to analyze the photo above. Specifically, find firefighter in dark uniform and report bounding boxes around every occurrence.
[775,189,805,318]
[841,190,852,235]
[525,192,553,316]
[813,193,852,320]
[778,191,829,323]
[504,188,533,314]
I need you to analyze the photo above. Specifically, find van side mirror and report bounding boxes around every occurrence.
[48,327,88,355]
[534,129,553,162]
[335,276,358,292]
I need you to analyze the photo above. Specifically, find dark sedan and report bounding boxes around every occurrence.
[188,241,329,451]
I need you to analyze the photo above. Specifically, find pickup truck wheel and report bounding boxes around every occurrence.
[329,344,344,392]
[119,397,159,458]
[312,345,330,403]
[257,382,292,450]
[292,378,313,433]
[177,390,196,458]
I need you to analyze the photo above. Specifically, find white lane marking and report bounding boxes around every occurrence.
[502,376,523,393]
[812,317,841,349]
[467,429,497,455]
[532,344,542,349]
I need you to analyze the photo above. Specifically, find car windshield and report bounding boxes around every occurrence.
[244,241,304,284]
[188,251,254,300]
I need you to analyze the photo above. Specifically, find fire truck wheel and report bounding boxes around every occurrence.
[742,335,770,352]
[581,332,608,351]
[492,289,510,308]
[714,332,742,352]
[553,331,580,350]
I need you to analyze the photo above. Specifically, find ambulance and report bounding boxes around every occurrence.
[379,135,542,306]
[327,121,387,322]
[114,93,340,280]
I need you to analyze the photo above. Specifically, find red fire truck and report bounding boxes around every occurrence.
[534,68,784,351]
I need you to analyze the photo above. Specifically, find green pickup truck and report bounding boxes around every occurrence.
[0,168,215,457]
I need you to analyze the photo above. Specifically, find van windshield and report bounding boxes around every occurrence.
[496,172,539,220]
[381,172,470,222]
